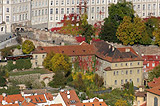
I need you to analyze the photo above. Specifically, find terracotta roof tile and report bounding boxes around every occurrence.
[45,93,53,101]
[33,44,95,56]
[2,94,24,103]
[25,94,47,103]
[60,90,82,106]
[82,101,107,106]
[46,104,62,106]
[146,85,160,96]
[148,77,160,88]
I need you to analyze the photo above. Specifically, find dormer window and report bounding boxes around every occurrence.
[83,50,85,52]
[62,51,64,53]
[73,51,75,52]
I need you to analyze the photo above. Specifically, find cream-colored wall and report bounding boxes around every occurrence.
[53,93,66,106]
[31,53,47,68]
[147,92,160,106]
[134,97,145,106]
[98,60,143,88]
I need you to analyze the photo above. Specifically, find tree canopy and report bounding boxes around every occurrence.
[99,0,135,42]
[148,65,160,81]
[116,16,146,45]
[22,40,35,54]
[43,53,72,75]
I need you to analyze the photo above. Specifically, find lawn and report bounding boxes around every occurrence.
[9,68,51,76]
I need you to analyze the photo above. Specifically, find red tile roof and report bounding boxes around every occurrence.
[45,93,53,101]
[25,94,47,103]
[46,104,62,106]
[148,77,160,88]
[146,85,160,96]
[33,44,95,56]
[0,94,25,103]
[142,55,160,61]
[82,101,107,106]
[60,90,81,106]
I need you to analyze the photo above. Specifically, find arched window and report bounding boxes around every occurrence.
[154,97,158,106]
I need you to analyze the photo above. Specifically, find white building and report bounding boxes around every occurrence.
[0,0,160,33]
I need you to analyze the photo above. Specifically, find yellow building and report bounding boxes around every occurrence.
[92,41,144,88]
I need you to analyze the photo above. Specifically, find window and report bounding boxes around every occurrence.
[72,0,74,4]
[45,9,47,15]
[143,4,145,10]
[130,63,132,66]
[6,8,9,12]
[35,62,37,65]
[121,80,123,85]
[121,63,123,66]
[91,7,94,13]
[35,55,38,59]
[97,0,99,4]
[6,16,9,22]
[115,64,117,67]
[116,71,118,75]
[72,8,74,13]
[138,62,140,65]
[56,0,58,5]
[67,0,69,4]
[130,70,132,74]
[137,70,140,74]
[137,78,139,82]
[7,0,9,4]
[121,70,124,75]
[61,8,64,14]
[51,1,53,5]
[92,0,94,4]
[56,8,58,14]
[147,63,149,67]
[1,27,3,31]
[126,70,128,75]
[125,79,127,83]
[67,8,69,14]
[130,79,132,82]
[154,97,158,106]
[50,8,53,14]
[77,0,79,4]
[61,0,64,5]
[152,63,155,67]
[114,71,115,76]
[115,80,117,85]
[126,63,128,66]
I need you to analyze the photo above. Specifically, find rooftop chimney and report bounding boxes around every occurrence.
[2,93,6,97]
[67,95,71,99]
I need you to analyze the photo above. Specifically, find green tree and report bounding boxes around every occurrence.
[148,65,160,81]
[108,0,134,26]
[49,70,66,88]
[43,52,55,69]
[94,74,104,87]
[0,76,6,87]
[74,73,86,91]
[49,53,72,74]
[81,24,95,43]
[15,59,32,70]
[115,99,128,106]
[22,40,35,54]
[99,18,120,43]
[153,28,160,46]
[145,17,160,39]
[99,0,135,42]
[116,16,146,45]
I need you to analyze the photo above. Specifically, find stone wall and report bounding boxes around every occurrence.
[0,37,18,50]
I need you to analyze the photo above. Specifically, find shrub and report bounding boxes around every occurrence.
[15,59,32,70]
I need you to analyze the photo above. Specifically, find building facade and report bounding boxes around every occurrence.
[142,55,160,72]
[1,0,160,33]
[92,41,144,88]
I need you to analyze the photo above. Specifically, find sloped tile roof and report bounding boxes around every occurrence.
[60,90,82,106]
[25,94,47,103]
[148,77,160,88]
[92,41,143,62]
[146,85,160,96]
[1,94,24,103]
[45,93,53,101]
[33,44,95,56]
[46,104,62,106]
[82,101,107,106]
